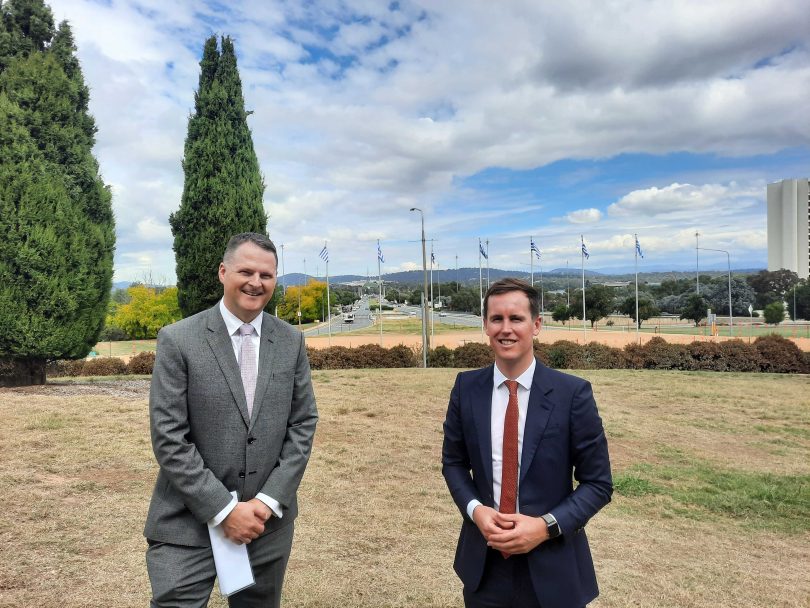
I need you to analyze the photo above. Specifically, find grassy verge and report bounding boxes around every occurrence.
[343,318,469,335]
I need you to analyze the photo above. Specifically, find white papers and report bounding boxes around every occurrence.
[208,492,255,597]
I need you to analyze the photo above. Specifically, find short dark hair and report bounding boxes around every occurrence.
[223,232,278,265]
[483,278,540,320]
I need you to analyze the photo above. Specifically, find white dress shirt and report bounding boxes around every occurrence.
[209,300,283,526]
[466,359,536,520]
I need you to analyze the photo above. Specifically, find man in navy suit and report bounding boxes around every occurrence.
[442,278,612,608]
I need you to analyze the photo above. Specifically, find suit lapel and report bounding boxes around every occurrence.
[520,360,556,484]
[205,307,251,427]
[472,365,494,494]
[249,313,277,429]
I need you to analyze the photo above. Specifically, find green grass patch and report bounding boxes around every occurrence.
[615,460,810,533]
[614,473,664,497]
[24,414,67,431]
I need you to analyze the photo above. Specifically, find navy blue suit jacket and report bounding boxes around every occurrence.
[442,360,613,608]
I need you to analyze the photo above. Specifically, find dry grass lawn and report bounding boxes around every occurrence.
[0,370,808,607]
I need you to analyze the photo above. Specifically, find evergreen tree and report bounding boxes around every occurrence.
[570,284,615,327]
[171,35,267,317]
[0,0,114,386]
[679,294,707,327]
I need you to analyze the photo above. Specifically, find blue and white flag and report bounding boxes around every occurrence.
[479,240,488,260]
[530,238,541,259]
[377,240,384,263]
[319,244,328,263]
[431,251,436,266]
[581,237,590,260]
[635,236,644,259]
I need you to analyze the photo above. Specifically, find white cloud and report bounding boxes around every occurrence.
[42,0,808,279]
[565,208,603,224]
[607,182,761,217]
[136,217,172,241]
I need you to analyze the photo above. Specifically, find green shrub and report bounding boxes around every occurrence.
[580,342,625,369]
[387,345,418,368]
[45,360,87,377]
[429,345,455,368]
[718,340,762,372]
[636,337,691,370]
[686,341,727,371]
[546,340,582,369]
[127,351,156,375]
[532,341,551,367]
[453,343,494,368]
[81,357,128,376]
[753,334,809,373]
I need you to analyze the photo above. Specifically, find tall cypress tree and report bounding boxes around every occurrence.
[0,0,114,386]
[171,35,267,317]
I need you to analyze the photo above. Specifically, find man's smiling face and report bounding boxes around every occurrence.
[219,242,278,322]
[484,290,541,375]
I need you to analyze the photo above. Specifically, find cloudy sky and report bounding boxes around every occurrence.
[49,0,810,281]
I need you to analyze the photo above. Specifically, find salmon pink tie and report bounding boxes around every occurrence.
[499,379,519,558]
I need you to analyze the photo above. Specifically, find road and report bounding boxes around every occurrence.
[396,305,482,328]
[304,297,374,337]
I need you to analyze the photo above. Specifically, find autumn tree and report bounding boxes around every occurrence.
[277,281,329,324]
[108,285,182,339]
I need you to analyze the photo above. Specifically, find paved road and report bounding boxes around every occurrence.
[304,297,374,337]
[397,305,482,329]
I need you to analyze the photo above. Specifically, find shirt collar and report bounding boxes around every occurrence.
[219,299,263,337]
[493,358,536,391]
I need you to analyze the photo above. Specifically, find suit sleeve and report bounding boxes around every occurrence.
[149,328,233,523]
[442,373,481,519]
[552,380,613,535]
[259,331,319,508]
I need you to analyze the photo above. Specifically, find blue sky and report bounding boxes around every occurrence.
[49,0,810,280]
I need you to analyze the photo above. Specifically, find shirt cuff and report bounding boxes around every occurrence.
[209,497,237,527]
[466,499,483,521]
[256,493,283,518]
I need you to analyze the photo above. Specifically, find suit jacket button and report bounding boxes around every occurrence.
[238,471,245,478]
[248,437,256,444]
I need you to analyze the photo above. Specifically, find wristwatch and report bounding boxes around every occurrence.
[541,513,561,539]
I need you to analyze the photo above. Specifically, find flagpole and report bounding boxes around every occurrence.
[430,242,434,343]
[438,261,442,316]
[486,239,490,289]
[378,240,383,347]
[478,238,484,341]
[530,236,534,289]
[325,242,331,346]
[635,233,639,342]
[541,260,546,329]
[581,235,586,337]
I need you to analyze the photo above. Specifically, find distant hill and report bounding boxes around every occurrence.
[114,266,766,292]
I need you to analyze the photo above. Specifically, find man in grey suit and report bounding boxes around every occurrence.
[144,232,318,607]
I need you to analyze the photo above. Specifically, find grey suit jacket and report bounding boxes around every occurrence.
[144,305,318,547]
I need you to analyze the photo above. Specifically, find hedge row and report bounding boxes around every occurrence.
[44,334,809,377]
[46,351,156,377]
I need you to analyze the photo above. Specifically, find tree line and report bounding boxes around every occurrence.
[387,270,810,327]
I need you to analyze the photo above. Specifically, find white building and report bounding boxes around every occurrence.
[767,178,809,280]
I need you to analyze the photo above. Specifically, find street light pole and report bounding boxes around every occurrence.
[410,207,429,368]
[280,243,286,295]
[697,246,732,329]
[695,232,700,294]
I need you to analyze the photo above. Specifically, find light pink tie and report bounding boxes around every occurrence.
[239,323,257,417]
